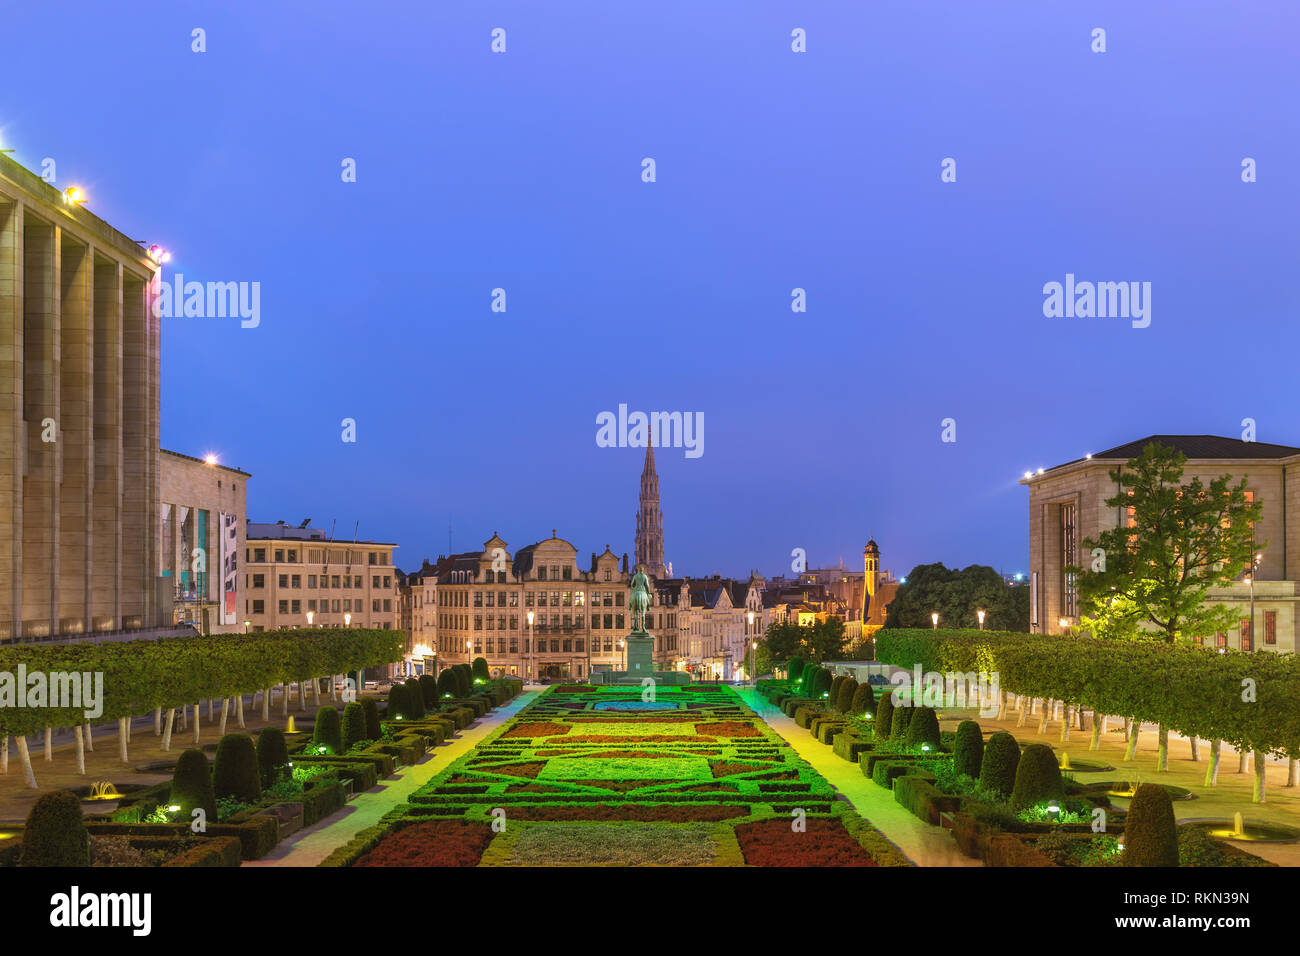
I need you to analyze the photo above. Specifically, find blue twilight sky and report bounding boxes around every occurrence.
[3,1,1297,580]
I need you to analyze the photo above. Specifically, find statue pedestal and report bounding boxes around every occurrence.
[625,632,654,675]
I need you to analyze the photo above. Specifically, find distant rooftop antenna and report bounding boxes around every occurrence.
[353,521,359,542]
[328,519,336,541]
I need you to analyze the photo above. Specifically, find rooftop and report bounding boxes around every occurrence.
[1028,434,1300,479]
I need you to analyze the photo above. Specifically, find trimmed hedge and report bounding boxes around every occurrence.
[953,720,984,778]
[404,678,427,719]
[829,675,846,706]
[905,706,941,750]
[313,706,343,755]
[472,657,490,683]
[875,694,895,735]
[1123,783,1178,867]
[836,677,858,714]
[171,749,217,820]
[979,731,1021,799]
[20,791,89,867]
[1009,743,1065,812]
[850,681,875,716]
[418,674,438,708]
[342,702,368,750]
[788,656,805,682]
[362,697,381,739]
[890,703,914,741]
[436,669,459,700]
[257,727,289,787]
[213,734,261,803]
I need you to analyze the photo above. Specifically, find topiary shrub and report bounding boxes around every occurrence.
[979,731,1021,799]
[362,697,381,739]
[808,667,833,699]
[256,727,288,787]
[1123,783,1178,867]
[836,677,858,713]
[1009,743,1065,812]
[212,733,261,803]
[891,702,915,741]
[953,720,984,778]
[418,674,438,708]
[342,702,368,750]
[404,678,426,719]
[905,705,941,750]
[454,665,472,697]
[874,694,895,738]
[313,706,343,755]
[472,656,490,684]
[171,749,217,819]
[829,675,846,706]
[386,683,410,720]
[436,669,459,701]
[788,656,805,683]
[851,680,875,716]
[20,790,89,867]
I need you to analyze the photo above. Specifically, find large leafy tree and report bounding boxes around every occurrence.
[883,563,1028,631]
[761,617,848,665]
[1071,442,1262,644]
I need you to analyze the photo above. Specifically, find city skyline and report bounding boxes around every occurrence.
[5,1,1295,587]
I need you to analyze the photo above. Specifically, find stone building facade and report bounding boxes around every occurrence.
[0,153,161,640]
[159,449,249,634]
[243,521,398,632]
[1022,434,1300,651]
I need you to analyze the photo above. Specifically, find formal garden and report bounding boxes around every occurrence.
[321,682,911,867]
[762,636,1295,868]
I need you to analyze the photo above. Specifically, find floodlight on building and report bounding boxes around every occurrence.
[1085,453,1092,459]
[243,620,250,633]
[344,612,351,626]
[1036,467,1044,475]
[204,454,217,465]
[931,612,938,629]
[146,244,172,265]
[977,609,986,630]
[64,186,86,206]
[1023,471,1033,479]
[306,611,314,626]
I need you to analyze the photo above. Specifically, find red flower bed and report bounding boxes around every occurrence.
[490,761,547,778]
[710,760,776,777]
[557,734,709,744]
[734,818,878,867]
[510,803,750,822]
[353,821,495,867]
[503,722,571,738]
[694,722,761,737]
[568,715,694,723]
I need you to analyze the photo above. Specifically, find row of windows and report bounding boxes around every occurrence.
[246,598,392,615]
[247,547,391,566]
[248,573,393,590]
[1192,612,1278,651]
[435,612,687,632]
[446,566,619,584]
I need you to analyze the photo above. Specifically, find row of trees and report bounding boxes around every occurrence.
[883,564,1030,631]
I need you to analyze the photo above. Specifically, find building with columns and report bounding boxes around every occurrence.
[0,154,161,641]
[1022,434,1300,651]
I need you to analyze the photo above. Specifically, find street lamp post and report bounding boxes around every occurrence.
[1247,551,1262,651]
[747,610,755,684]
[527,610,534,682]
[976,609,985,631]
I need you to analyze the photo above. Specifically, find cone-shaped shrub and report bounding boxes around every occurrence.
[874,694,895,737]
[342,702,368,750]
[362,697,381,739]
[836,677,858,713]
[212,733,261,803]
[953,720,984,778]
[171,749,216,819]
[1010,743,1065,811]
[891,702,915,741]
[809,667,833,699]
[20,790,88,867]
[437,669,459,700]
[472,656,490,684]
[788,656,805,683]
[1122,783,1178,867]
[386,683,409,720]
[829,675,846,706]
[312,706,343,755]
[256,727,288,787]
[851,681,876,716]
[454,664,472,697]
[418,674,438,708]
[905,705,941,750]
[404,678,426,719]
[979,731,1021,798]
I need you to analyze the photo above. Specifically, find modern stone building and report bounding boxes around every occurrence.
[159,449,249,634]
[1022,434,1300,651]
[243,521,398,632]
[0,154,161,640]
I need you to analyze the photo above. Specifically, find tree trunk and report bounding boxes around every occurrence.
[1037,703,1049,735]
[15,735,36,788]
[331,677,337,703]
[298,681,305,711]
[1,735,7,773]
[1060,706,1071,743]
[73,725,86,774]
[1156,724,1169,771]
[119,717,129,763]
[1123,716,1132,740]
[1090,715,1103,751]
[1253,751,1267,803]
[1238,750,1250,774]
[44,726,52,761]
[178,705,186,732]
[236,694,245,729]
[281,683,289,718]
[1016,702,1028,727]
[83,722,94,752]
[1189,736,1200,761]
[193,704,201,745]
[219,698,230,737]
[1205,739,1221,787]
[1288,758,1299,788]
[1125,721,1140,761]
[263,688,271,721]
[154,706,162,735]
[996,691,1007,722]
[161,708,175,752]
[207,698,213,720]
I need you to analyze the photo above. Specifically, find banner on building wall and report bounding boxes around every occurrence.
[221,513,238,625]
[1030,571,1039,629]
